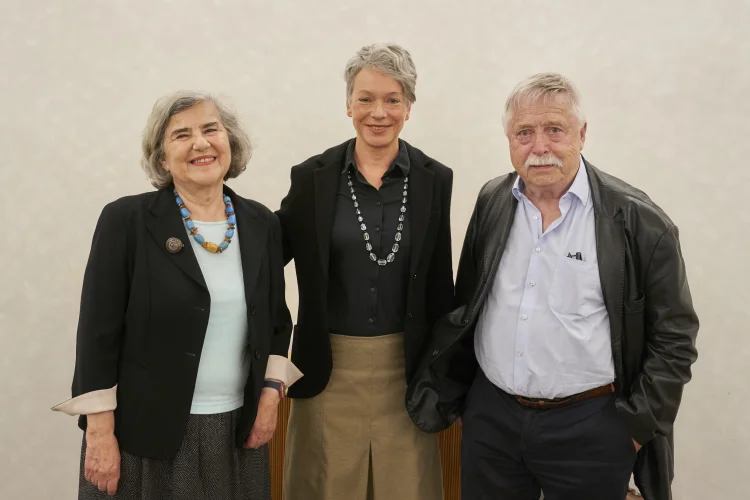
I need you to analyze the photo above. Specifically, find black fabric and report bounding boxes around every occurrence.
[277,139,456,398]
[406,158,699,500]
[327,140,412,336]
[70,185,292,459]
[78,409,270,500]
[461,370,635,500]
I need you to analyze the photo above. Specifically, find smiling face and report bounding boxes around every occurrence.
[346,68,411,150]
[507,93,587,194]
[161,101,231,190]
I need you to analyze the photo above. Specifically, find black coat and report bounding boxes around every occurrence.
[406,159,699,500]
[71,185,293,459]
[277,139,455,398]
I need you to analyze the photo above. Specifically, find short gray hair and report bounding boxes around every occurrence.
[141,91,252,189]
[502,73,585,133]
[344,43,418,104]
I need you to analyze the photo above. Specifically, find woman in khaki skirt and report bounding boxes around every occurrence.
[276,43,455,500]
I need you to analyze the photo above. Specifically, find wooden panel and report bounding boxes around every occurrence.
[438,423,463,499]
[269,398,463,500]
[268,397,291,500]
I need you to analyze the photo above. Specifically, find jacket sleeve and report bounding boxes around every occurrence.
[425,169,456,325]
[264,212,302,387]
[455,189,483,308]
[624,224,699,445]
[54,202,131,415]
[276,166,304,266]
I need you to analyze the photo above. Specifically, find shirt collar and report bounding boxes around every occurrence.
[512,156,590,205]
[342,138,411,177]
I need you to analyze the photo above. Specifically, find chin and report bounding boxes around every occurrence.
[363,133,397,149]
[190,171,227,187]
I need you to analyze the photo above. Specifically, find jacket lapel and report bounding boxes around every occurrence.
[226,186,268,304]
[407,162,434,276]
[587,160,626,379]
[473,179,517,310]
[146,188,207,290]
[313,162,342,278]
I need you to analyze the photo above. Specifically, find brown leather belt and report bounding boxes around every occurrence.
[514,384,615,409]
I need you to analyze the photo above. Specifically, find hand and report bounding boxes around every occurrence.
[84,412,120,496]
[244,387,280,449]
[633,439,642,453]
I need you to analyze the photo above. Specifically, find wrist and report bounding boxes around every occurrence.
[86,411,115,435]
[262,379,285,399]
[261,386,281,402]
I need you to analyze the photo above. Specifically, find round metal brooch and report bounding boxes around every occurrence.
[166,237,184,254]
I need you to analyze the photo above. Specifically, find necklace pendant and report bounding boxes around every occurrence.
[377,259,387,266]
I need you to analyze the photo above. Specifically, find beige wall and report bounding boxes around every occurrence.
[1,1,748,498]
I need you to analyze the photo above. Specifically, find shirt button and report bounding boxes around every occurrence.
[521,314,528,320]
[517,351,524,357]
[529,281,536,287]
[368,318,374,324]
[375,226,380,232]
[533,215,539,220]
[369,287,375,293]
[376,201,382,206]
[535,247,541,253]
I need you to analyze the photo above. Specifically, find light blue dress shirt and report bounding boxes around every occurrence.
[474,157,614,399]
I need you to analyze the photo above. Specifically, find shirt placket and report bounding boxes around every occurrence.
[513,199,543,393]
[512,195,574,394]
[350,170,381,328]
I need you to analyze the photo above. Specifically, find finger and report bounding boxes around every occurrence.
[84,458,93,482]
[97,479,108,492]
[107,476,119,496]
[249,432,260,449]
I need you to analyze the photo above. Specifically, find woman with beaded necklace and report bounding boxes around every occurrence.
[278,43,455,500]
[52,91,302,500]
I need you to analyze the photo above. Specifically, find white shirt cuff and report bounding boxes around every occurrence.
[51,386,118,416]
[264,355,303,387]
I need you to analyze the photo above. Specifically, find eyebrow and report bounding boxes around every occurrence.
[515,120,567,131]
[169,122,221,139]
[170,127,191,138]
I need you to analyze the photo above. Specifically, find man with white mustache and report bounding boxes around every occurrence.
[406,73,699,500]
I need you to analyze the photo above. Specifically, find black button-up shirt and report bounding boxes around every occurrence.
[327,139,412,336]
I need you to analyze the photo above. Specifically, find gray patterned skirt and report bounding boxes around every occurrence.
[79,409,270,500]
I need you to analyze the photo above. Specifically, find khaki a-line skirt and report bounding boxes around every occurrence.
[283,333,443,500]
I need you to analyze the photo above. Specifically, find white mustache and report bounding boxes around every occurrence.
[524,154,563,169]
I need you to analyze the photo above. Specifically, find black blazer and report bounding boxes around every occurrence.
[71,185,292,459]
[277,139,455,399]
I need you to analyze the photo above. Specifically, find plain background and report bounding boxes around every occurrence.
[1,1,748,498]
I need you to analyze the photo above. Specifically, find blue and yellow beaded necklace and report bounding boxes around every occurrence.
[174,189,236,253]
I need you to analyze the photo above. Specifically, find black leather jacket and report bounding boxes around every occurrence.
[406,159,699,500]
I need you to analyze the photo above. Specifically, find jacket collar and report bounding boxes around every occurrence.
[145,185,268,299]
[312,138,434,277]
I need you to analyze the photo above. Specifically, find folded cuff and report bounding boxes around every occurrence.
[51,386,118,416]
[264,355,303,387]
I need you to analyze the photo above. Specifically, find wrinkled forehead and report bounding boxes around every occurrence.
[507,93,577,126]
[351,68,405,95]
[165,101,222,133]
